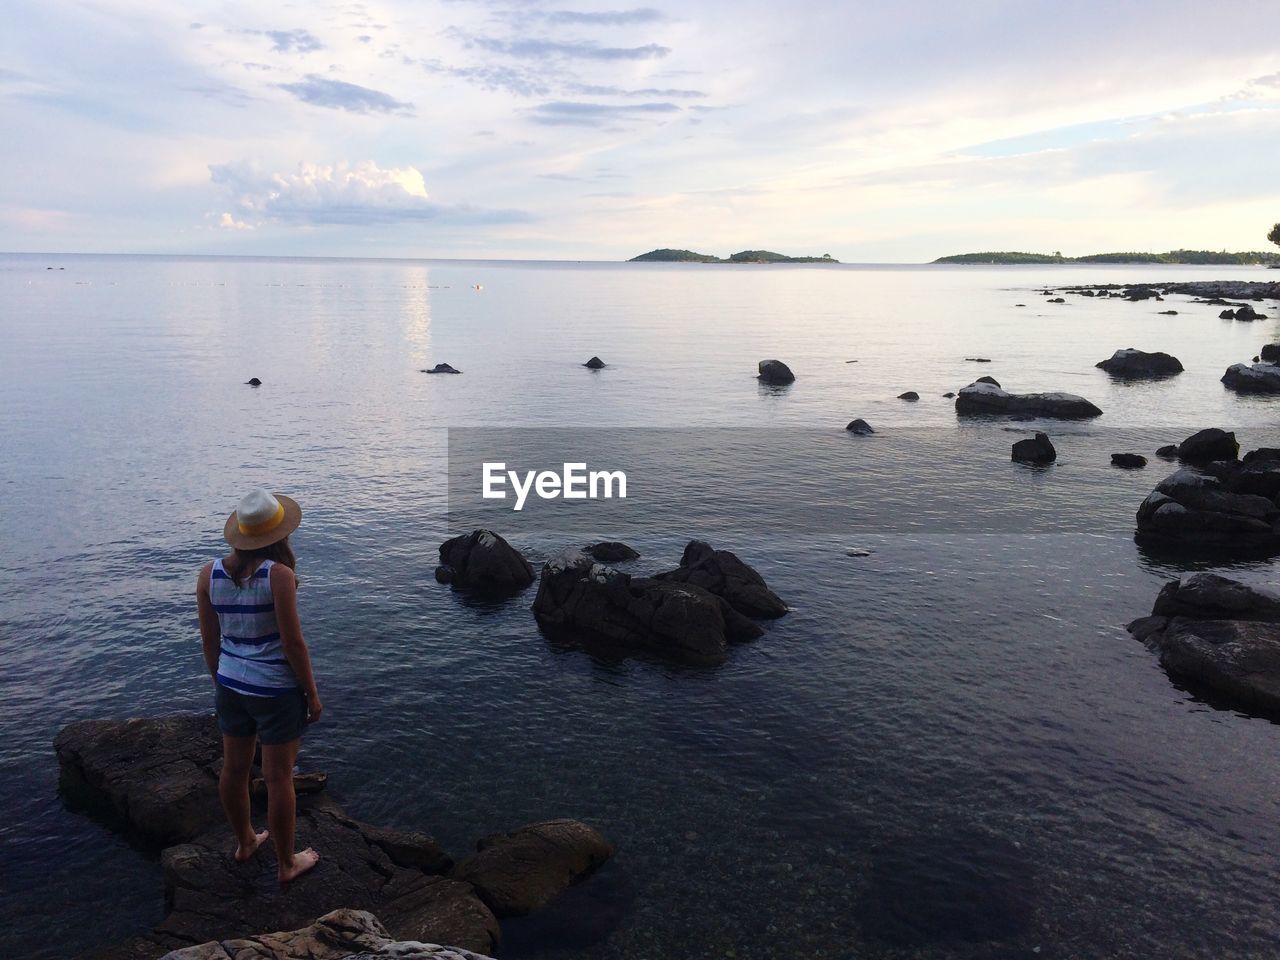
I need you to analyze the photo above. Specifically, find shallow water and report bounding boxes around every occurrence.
[1,254,1278,958]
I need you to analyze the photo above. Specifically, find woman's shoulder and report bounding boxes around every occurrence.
[268,562,296,587]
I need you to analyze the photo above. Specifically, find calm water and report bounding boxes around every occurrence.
[1,253,1279,959]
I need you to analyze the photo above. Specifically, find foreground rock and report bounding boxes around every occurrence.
[955,380,1102,419]
[1135,466,1280,554]
[1222,362,1280,394]
[585,541,639,562]
[452,820,613,917]
[655,540,787,618]
[1011,432,1055,464]
[161,909,496,960]
[757,359,795,384]
[436,530,535,590]
[1176,428,1238,463]
[1127,574,1280,715]
[56,715,504,958]
[1095,348,1183,379]
[422,363,462,374]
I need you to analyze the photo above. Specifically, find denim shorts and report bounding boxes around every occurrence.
[214,682,308,744]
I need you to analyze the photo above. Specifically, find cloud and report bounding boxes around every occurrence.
[415,58,551,96]
[530,100,682,126]
[278,75,414,114]
[565,83,705,98]
[463,35,670,61]
[264,29,324,54]
[545,8,665,25]
[209,160,532,226]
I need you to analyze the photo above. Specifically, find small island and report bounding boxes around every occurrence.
[934,249,1280,266]
[630,248,839,263]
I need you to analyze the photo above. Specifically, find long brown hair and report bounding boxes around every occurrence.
[225,536,297,587]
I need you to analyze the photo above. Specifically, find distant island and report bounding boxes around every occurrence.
[934,249,1280,266]
[630,248,839,264]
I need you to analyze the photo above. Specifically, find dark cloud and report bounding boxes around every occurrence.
[545,8,665,25]
[279,75,414,114]
[464,35,670,61]
[530,100,681,126]
[265,29,324,53]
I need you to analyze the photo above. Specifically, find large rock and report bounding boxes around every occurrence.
[1177,428,1238,463]
[451,820,613,917]
[1134,468,1280,554]
[436,530,535,590]
[1222,362,1280,394]
[160,908,496,960]
[1261,343,1280,363]
[1151,573,1280,622]
[1011,432,1055,464]
[1095,348,1183,379]
[954,380,1102,419]
[757,359,795,384]
[655,540,788,618]
[531,554,762,665]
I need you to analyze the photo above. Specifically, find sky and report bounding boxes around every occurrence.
[2,0,1279,262]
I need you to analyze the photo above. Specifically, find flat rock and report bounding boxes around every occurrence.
[159,908,497,960]
[422,364,462,374]
[1222,362,1280,394]
[955,380,1102,419]
[451,819,613,917]
[655,540,787,618]
[757,359,795,384]
[1095,348,1183,379]
[436,530,535,591]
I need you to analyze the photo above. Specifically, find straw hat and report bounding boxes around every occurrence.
[223,489,302,550]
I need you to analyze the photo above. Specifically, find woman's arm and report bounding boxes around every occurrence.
[195,561,220,679]
[271,563,322,723]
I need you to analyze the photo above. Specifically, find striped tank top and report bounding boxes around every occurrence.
[212,558,299,697]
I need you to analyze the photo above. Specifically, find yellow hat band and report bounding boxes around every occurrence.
[238,502,285,536]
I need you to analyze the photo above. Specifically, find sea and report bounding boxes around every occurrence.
[1,252,1278,959]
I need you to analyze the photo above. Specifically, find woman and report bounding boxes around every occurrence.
[195,488,323,884]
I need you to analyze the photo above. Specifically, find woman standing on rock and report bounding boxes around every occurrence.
[195,489,322,884]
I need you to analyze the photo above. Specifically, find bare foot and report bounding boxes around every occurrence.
[233,829,269,863]
[278,847,320,884]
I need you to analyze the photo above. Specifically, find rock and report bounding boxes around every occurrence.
[451,820,613,917]
[1244,448,1280,464]
[964,357,992,363]
[245,378,262,387]
[897,391,919,401]
[1014,303,1026,307]
[845,418,875,435]
[436,530,535,591]
[942,392,956,398]
[531,554,762,665]
[1095,348,1183,379]
[955,380,1102,419]
[1177,428,1239,463]
[1202,458,1280,500]
[1134,467,1280,554]
[55,716,501,957]
[757,359,795,384]
[1124,286,1159,301]
[1219,309,1236,319]
[975,375,1000,387]
[1151,573,1280,622]
[583,357,606,369]
[423,363,462,374]
[1047,297,1065,303]
[656,540,788,619]
[251,771,327,802]
[1011,432,1056,464]
[584,541,639,562]
[1222,362,1280,394]
[1128,617,1280,716]
[1111,453,1147,469]
[1236,304,1264,321]
[1159,310,1179,315]
[159,908,498,960]
[846,548,873,557]
[1155,445,1178,459]
[1261,343,1280,363]
[1157,281,1280,301]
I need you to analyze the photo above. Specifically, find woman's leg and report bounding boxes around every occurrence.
[219,734,267,860]
[261,737,319,882]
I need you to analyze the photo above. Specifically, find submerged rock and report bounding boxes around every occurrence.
[1177,428,1239,463]
[160,909,497,960]
[451,820,613,917]
[846,418,875,435]
[1135,467,1280,554]
[585,541,639,562]
[955,380,1102,419]
[423,363,462,374]
[583,356,606,369]
[655,540,788,619]
[964,357,992,363]
[531,553,761,665]
[436,530,535,590]
[1222,362,1280,394]
[1011,432,1055,464]
[1111,453,1147,469]
[1095,348,1183,379]
[757,359,795,384]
